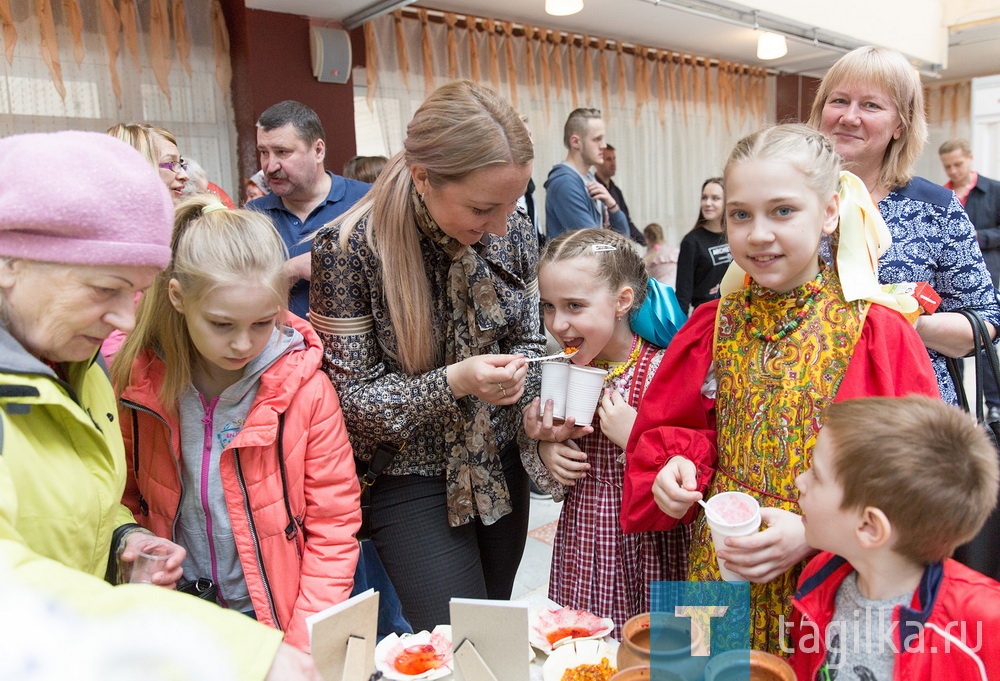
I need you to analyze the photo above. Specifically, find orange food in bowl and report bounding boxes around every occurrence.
[560,657,616,681]
[393,644,445,675]
[546,626,596,646]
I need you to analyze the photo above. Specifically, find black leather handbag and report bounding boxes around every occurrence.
[945,308,1000,579]
[177,578,219,604]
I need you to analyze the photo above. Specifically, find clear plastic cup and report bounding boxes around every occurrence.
[563,365,608,427]
[703,491,761,581]
[127,545,171,584]
[539,360,571,420]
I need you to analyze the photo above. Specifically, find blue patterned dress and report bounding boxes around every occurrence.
[876,177,1000,404]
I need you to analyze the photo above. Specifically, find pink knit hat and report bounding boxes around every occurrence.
[0,130,173,268]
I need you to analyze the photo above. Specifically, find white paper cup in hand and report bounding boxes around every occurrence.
[539,360,571,420]
[704,491,762,581]
[563,365,608,427]
[127,545,171,584]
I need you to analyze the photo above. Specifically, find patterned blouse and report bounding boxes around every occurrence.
[876,177,1000,404]
[309,202,545,523]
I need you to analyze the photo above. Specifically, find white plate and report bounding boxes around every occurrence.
[541,639,615,681]
[374,625,453,681]
[529,608,615,653]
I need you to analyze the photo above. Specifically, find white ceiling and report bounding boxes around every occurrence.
[244,0,1000,82]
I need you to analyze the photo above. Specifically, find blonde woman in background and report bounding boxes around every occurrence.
[643,222,679,288]
[107,123,189,204]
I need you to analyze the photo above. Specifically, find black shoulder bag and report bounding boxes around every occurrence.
[357,442,403,541]
[945,308,1000,579]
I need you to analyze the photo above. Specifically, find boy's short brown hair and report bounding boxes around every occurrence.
[823,396,998,564]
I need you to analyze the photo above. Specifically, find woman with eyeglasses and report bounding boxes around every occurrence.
[108,123,189,204]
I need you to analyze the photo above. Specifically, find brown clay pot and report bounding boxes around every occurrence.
[616,612,706,681]
[749,650,796,681]
[608,666,649,681]
[702,649,796,681]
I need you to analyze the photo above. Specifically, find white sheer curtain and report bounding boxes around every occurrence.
[356,10,773,248]
[0,0,238,197]
[914,81,972,184]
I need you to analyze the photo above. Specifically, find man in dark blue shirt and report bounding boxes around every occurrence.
[248,100,369,318]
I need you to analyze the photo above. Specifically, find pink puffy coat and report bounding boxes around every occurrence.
[119,314,360,650]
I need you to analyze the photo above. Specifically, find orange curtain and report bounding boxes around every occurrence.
[539,29,551,122]
[0,0,16,65]
[467,16,480,82]
[362,10,769,132]
[210,0,230,98]
[485,18,500,89]
[599,39,610,118]
[524,24,537,102]
[99,0,122,105]
[150,0,172,102]
[64,0,84,64]
[501,21,518,110]
[36,0,65,99]
[566,34,578,109]
[443,12,458,80]
[174,0,192,76]
[418,9,433,97]
[551,32,563,95]
[120,0,141,72]
[364,21,377,111]
[394,9,409,91]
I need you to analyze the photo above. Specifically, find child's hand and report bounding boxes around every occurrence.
[538,440,590,486]
[597,388,637,448]
[652,456,702,519]
[522,398,594,442]
[715,507,815,583]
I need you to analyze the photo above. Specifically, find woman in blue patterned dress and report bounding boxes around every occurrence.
[809,46,1000,403]
[309,81,545,631]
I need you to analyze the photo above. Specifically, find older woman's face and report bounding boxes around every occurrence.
[156,136,188,204]
[410,163,533,246]
[0,261,158,363]
[818,81,903,174]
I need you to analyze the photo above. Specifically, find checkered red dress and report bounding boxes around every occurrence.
[548,340,691,639]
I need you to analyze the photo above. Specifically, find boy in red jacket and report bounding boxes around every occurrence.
[789,396,1000,680]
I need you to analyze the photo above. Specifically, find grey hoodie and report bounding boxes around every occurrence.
[175,325,304,613]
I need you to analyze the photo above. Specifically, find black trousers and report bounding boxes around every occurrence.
[369,442,530,631]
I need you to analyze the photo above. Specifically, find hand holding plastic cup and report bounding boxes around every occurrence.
[127,544,172,584]
[703,491,762,581]
[539,360,571,420]
[564,365,608,427]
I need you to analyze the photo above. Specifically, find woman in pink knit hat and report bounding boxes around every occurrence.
[0,131,317,680]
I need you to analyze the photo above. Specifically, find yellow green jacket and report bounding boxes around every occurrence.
[0,328,282,677]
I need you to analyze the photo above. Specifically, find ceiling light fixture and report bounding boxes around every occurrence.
[546,0,584,17]
[756,32,787,60]
[636,0,942,77]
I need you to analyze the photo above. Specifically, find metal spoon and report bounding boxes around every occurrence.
[526,348,578,363]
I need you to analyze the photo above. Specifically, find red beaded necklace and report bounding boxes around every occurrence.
[743,270,825,342]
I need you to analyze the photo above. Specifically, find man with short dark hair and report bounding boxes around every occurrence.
[940,138,1000,421]
[543,108,629,239]
[595,144,645,246]
[249,100,369,318]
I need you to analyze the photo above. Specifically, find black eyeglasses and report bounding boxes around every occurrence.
[158,159,188,173]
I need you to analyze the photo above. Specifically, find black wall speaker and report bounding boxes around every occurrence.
[310,27,352,84]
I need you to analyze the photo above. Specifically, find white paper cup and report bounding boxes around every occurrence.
[539,361,571,420]
[563,365,608,427]
[704,491,762,581]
